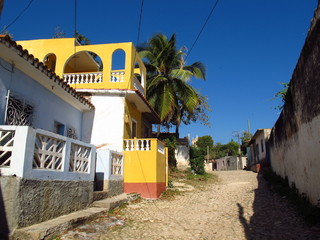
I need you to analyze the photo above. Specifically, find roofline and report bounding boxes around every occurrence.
[76,88,160,122]
[249,128,272,144]
[0,35,95,110]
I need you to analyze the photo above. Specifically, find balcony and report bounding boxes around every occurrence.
[0,125,96,181]
[123,138,168,199]
[63,70,145,97]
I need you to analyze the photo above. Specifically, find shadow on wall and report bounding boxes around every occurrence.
[0,173,9,240]
[237,173,318,240]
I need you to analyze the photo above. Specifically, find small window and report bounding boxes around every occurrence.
[54,121,65,136]
[131,119,137,138]
[261,139,264,153]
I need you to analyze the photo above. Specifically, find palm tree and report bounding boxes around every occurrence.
[137,33,206,135]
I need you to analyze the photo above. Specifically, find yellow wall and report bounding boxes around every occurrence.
[17,38,146,93]
[124,99,142,139]
[124,139,167,183]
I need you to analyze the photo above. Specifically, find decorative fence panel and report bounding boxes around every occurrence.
[0,126,95,181]
[69,143,91,173]
[33,133,65,170]
[111,152,123,176]
[0,129,15,167]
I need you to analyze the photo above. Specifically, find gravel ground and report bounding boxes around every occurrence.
[60,170,320,240]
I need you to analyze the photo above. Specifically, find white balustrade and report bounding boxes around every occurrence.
[110,71,125,82]
[123,139,151,151]
[63,72,103,84]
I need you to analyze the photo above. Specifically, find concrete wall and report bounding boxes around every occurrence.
[0,176,93,233]
[215,156,246,171]
[124,139,167,199]
[0,57,93,143]
[95,149,124,196]
[175,144,190,168]
[269,4,320,206]
[90,95,125,152]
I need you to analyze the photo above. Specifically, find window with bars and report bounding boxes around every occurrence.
[5,94,33,126]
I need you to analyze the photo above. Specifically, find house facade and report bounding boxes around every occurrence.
[17,38,168,199]
[247,128,271,172]
[0,35,96,234]
[215,156,247,171]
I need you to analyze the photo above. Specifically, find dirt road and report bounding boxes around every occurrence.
[60,171,320,240]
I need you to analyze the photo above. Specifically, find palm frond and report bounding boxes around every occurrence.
[184,61,206,80]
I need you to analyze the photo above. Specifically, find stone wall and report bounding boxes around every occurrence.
[269,3,320,206]
[0,176,93,233]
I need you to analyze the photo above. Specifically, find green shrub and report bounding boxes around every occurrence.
[163,136,177,169]
[189,156,205,175]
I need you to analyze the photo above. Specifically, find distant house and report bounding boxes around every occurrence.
[175,137,190,169]
[0,35,96,234]
[215,156,246,171]
[246,128,271,172]
[17,37,168,199]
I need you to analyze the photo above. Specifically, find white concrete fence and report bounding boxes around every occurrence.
[96,149,124,186]
[0,125,96,181]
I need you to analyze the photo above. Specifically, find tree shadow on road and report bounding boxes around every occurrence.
[237,174,320,240]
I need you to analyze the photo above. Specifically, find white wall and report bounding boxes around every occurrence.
[175,144,189,167]
[270,115,320,206]
[90,95,125,152]
[0,58,93,143]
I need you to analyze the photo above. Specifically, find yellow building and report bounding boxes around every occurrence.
[17,38,168,198]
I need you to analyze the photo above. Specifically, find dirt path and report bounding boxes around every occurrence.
[60,171,320,240]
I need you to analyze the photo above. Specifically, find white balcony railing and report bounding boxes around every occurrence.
[63,72,103,84]
[134,76,145,96]
[110,71,125,82]
[124,139,151,151]
[0,126,96,181]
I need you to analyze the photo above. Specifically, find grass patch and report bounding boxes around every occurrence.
[160,189,182,201]
[262,168,320,225]
[185,171,218,188]
[108,202,129,216]
[169,168,218,188]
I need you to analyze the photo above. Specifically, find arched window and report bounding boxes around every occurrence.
[63,51,103,84]
[63,51,102,73]
[43,53,57,72]
[112,49,126,70]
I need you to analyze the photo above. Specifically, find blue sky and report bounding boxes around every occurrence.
[0,0,317,143]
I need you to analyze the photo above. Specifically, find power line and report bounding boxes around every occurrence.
[136,0,144,46]
[0,0,35,34]
[186,0,220,60]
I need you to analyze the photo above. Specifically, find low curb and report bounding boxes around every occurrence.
[12,193,140,240]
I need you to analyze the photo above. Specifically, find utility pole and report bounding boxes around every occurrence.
[232,131,243,170]
[247,120,251,134]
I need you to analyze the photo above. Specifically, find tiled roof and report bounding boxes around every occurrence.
[0,35,94,109]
